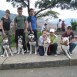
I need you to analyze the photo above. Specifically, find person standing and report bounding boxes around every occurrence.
[0,10,11,55]
[41,23,47,32]
[57,19,62,32]
[1,10,11,44]
[61,20,66,32]
[14,7,28,53]
[27,8,37,41]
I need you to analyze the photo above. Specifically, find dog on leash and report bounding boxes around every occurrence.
[60,37,71,59]
[1,36,13,57]
[43,37,51,56]
[28,32,37,54]
[17,36,24,55]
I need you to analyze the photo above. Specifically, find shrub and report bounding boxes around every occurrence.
[71,20,77,31]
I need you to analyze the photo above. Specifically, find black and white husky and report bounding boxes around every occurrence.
[61,37,71,59]
[28,32,37,54]
[1,37,13,57]
[17,36,24,55]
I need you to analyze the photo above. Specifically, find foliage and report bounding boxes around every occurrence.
[71,20,77,31]
[37,31,42,38]
[36,10,59,18]
[6,0,77,18]
[0,34,15,47]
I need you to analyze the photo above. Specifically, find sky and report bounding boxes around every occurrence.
[0,0,77,19]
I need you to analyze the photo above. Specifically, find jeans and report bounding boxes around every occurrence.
[38,46,44,56]
[15,29,27,51]
[69,42,76,53]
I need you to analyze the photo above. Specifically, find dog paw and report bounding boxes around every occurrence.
[11,54,13,56]
[6,56,9,57]
[45,54,47,56]
[68,56,71,59]
[22,52,24,55]
[1,55,5,57]
[17,53,20,54]
[29,52,32,55]
[35,52,37,55]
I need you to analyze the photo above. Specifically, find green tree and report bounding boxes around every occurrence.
[6,0,77,17]
[71,20,77,31]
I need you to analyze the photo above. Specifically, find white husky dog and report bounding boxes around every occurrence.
[43,37,51,56]
[28,33,37,55]
[1,37,13,57]
[61,37,71,59]
[17,36,24,55]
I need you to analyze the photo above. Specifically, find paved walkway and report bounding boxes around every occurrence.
[0,45,77,70]
[0,35,77,70]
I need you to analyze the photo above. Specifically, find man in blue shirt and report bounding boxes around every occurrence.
[28,8,37,41]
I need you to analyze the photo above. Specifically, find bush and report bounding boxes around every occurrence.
[71,20,77,31]
[0,31,42,47]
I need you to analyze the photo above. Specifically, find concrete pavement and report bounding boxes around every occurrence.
[0,45,77,70]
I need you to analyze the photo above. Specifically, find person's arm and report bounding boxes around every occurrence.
[1,19,5,36]
[27,16,33,32]
[14,17,17,36]
[70,32,76,43]
[24,20,28,32]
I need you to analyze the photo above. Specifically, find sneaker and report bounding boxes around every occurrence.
[54,54,57,56]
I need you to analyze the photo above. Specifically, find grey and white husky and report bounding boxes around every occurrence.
[28,32,37,54]
[1,37,13,57]
[17,36,24,55]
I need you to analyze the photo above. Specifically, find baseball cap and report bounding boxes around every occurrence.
[50,29,55,33]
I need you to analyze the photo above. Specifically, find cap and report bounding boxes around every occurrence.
[50,29,55,33]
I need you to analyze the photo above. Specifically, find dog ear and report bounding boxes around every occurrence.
[20,36,22,39]
[18,36,19,39]
[28,31,30,35]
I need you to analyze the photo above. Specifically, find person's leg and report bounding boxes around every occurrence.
[5,31,11,45]
[20,29,27,52]
[47,45,53,55]
[33,30,37,41]
[33,30,38,46]
[69,42,76,53]
[23,32,27,52]
[15,29,19,50]
[51,43,58,54]
[38,46,44,56]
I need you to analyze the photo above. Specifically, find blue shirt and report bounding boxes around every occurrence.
[28,16,37,30]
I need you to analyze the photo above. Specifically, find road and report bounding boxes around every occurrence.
[0,66,77,77]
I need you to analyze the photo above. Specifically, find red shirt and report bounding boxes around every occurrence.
[62,31,74,41]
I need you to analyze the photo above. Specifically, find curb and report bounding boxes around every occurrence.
[0,59,77,70]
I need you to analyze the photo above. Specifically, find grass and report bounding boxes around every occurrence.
[0,31,42,47]
[0,35,16,47]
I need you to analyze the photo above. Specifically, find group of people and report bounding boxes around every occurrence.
[0,7,76,57]
[38,26,77,56]
[57,19,66,32]
[0,7,37,55]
